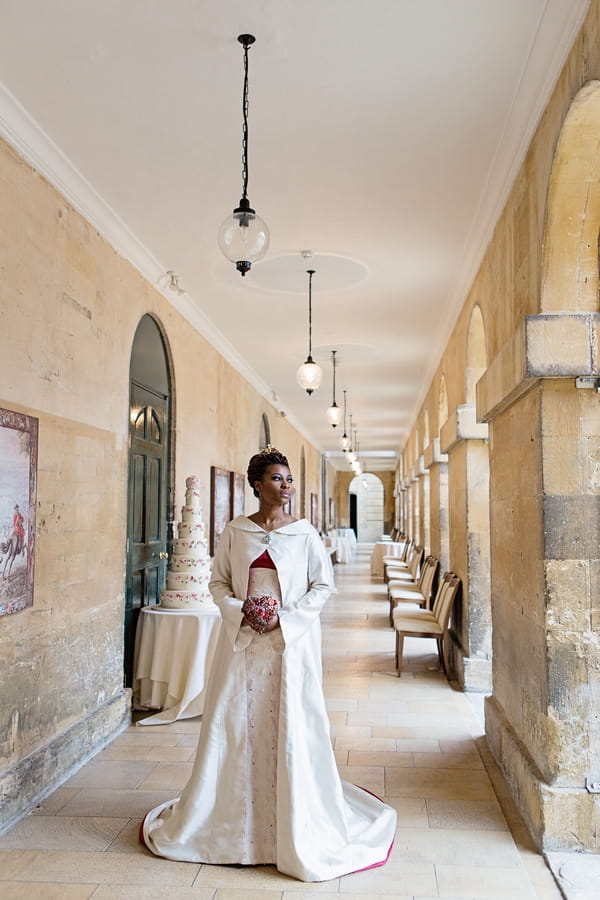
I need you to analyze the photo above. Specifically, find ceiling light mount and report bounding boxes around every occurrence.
[218,34,269,276]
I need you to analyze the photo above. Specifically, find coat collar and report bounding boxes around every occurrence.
[230,515,314,536]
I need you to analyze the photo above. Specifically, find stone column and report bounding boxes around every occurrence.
[478,312,600,851]
[440,404,492,692]
[424,438,450,573]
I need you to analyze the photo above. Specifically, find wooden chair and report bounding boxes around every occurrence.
[385,544,423,584]
[393,574,461,676]
[388,556,439,625]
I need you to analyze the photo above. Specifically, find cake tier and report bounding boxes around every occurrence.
[184,490,201,507]
[177,521,207,539]
[169,555,211,572]
[160,589,215,610]
[167,570,211,590]
[181,505,203,522]
[171,537,209,555]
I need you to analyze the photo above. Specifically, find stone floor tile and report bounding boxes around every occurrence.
[0,849,198,885]
[413,750,484,770]
[347,750,413,767]
[385,766,496,802]
[92,888,214,899]
[62,760,158,790]
[30,787,82,815]
[393,825,522,868]
[435,863,539,898]
[56,788,178,818]
[338,860,437,895]
[192,864,336,891]
[329,725,371,738]
[385,797,429,827]
[0,816,129,851]
[0,884,95,899]
[334,737,397,752]
[137,762,194,790]
[214,890,284,900]
[337,765,385,796]
[97,744,195,762]
[111,731,183,746]
[426,797,508,830]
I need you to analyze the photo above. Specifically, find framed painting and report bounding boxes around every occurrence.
[310,492,319,529]
[0,407,38,615]
[210,466,231,555]
[231,471,245,518]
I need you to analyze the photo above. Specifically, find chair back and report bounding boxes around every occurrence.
[436,575,461,630]
[408,545,424,579]
[419,557,439,608]
[431,572,454,618]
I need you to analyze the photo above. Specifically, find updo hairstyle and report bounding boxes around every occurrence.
[247,448,290,498]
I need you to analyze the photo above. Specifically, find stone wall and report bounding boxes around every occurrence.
[398,0,600,848]
[0,135,323,830]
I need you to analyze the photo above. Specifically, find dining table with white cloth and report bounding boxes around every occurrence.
[133,605,222,725]
[331,527,357,546]
[370,540,406,577]
[323,533,355,564]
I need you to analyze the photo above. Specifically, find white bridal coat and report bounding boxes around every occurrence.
[143,516,396,882]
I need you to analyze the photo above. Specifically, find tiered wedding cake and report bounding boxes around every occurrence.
[160,475,215,609]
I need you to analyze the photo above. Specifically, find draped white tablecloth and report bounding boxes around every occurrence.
[323,534,355,564]
[370,540,406,576]
[133,605,222,725]
[331,528,357,546]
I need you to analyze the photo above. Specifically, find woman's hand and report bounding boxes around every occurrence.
[261,614,280,633]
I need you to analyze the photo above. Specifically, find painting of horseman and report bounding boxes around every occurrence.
[0,407,38,616]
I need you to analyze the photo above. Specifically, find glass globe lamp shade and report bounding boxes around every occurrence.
[340,433,349,451]
[218,201,270,276]
[326,403,342,428]
[296,357,323,394]
[347,449,356,464]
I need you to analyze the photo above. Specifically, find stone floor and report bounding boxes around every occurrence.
[0,544,567,899]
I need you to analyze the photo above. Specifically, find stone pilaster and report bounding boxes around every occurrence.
[478,312,600,850]
[424,438,450,574]
[440,405,492,692]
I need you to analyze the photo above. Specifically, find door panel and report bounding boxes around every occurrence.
[124,382,169,686]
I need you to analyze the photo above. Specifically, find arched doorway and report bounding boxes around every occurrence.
[124,315,173,686]
[349,473,384,541]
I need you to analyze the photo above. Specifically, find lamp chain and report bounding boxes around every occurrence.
[241,40,250,202]
[332,350,337,404]
[307,269,315,357]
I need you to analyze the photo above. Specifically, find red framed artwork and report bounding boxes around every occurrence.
[0,407,38,615]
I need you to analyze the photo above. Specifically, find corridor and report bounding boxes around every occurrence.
[0,545,561,899]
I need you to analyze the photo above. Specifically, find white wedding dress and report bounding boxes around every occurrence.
[142,517,396,882]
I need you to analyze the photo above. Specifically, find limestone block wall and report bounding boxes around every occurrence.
[396,0,600,850]
[0,134,323,830]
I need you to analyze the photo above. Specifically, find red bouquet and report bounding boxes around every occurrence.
[242,595,279,633]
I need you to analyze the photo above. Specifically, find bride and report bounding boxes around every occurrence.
[140,447,396,882]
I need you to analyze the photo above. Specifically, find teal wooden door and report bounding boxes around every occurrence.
[124,316,171,687]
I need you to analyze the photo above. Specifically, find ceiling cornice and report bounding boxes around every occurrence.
[0,81,316,447]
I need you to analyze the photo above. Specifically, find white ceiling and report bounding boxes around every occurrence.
[0,0,590,471]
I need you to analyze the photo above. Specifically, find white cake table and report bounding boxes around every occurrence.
[133,605,221,725]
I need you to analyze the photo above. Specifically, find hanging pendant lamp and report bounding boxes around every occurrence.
[326,350,342,427]
[296,269,323,394]
[218,34,269,276]
[340,390,349,450]
[346,415,356,463]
